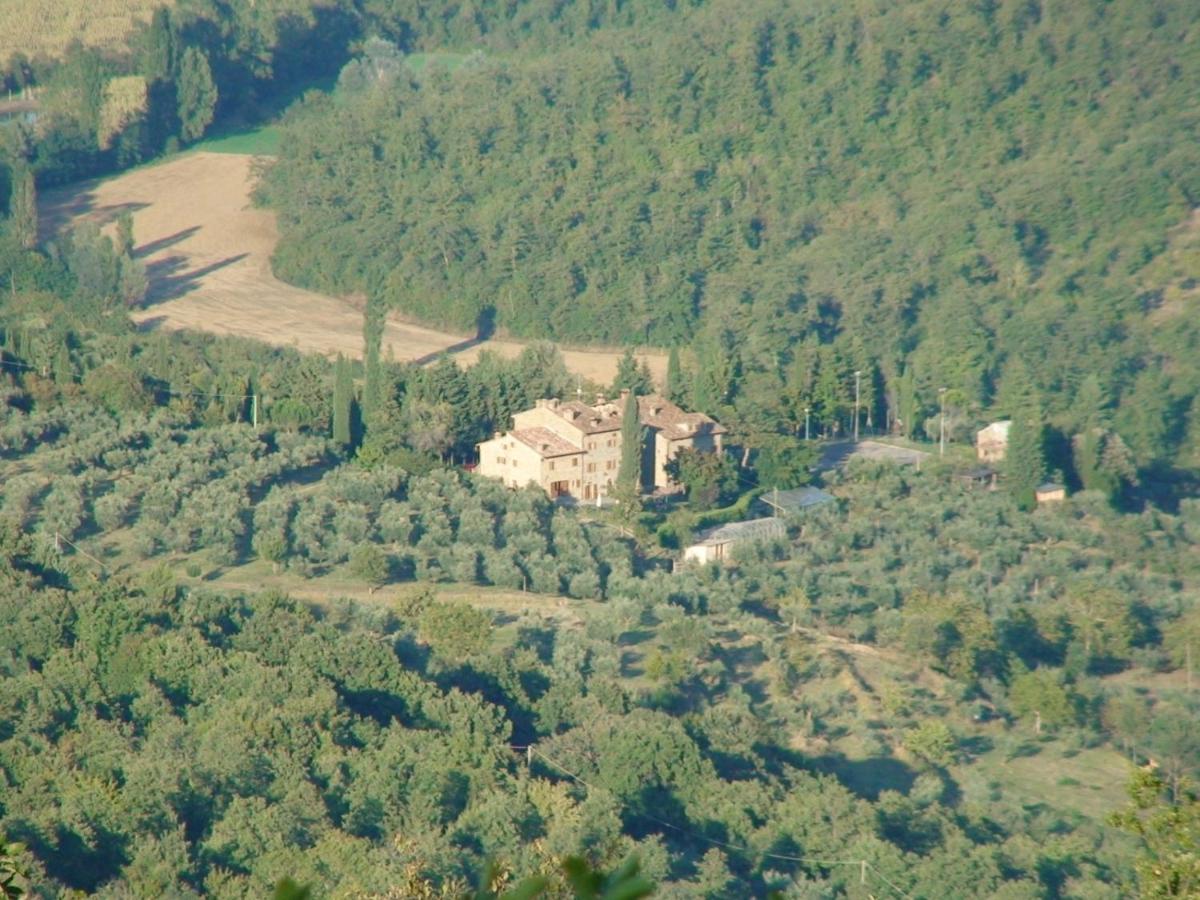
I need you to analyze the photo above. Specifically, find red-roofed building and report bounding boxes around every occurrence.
[476,392,724,501]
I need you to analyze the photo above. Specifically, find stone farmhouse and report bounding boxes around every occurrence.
[476,392,725,501]
[976,420,1012,463]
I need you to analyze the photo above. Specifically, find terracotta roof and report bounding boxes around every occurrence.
[510,427,582,458]
[547,399,624,434]
[637,394,726,439]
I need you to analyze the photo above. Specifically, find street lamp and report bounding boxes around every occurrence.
[804,405,811,442]
[853,370,862,443]
[938,387,947,457]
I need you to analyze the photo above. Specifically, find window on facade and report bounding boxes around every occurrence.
[511,459,517,467]
[587,463,596,473]
[606,460,616,470]
[573,457,579,466]
[496,456,506,465]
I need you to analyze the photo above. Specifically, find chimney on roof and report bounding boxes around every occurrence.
[494,432,501,440]
[651,404,662,417]
[596,394,605,405]
[540,442,550,452]
[549,398,560,409]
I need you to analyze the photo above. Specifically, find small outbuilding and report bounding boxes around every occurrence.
[1035,482,1066,505]
[756,486,835,517]
[956,466,998,489]
[976,421,1012,463]
[682,517,787,565]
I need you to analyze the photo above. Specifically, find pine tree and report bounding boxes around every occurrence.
[332,355,353,449]
[1006,416,1046,511]
[616,390,643,492]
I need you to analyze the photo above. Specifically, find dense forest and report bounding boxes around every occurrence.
[258,0,1200,484]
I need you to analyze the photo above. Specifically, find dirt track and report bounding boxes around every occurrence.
[40,152,666,386]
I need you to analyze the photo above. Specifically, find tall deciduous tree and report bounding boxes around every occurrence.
[177,47,217,143]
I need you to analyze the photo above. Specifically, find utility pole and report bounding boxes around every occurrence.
[853,370,862,443]
[938,387,947,457]
[804,405,811,441]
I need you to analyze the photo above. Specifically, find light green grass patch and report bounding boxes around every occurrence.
[192,125,282,156]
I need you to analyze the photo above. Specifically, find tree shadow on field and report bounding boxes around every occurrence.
[142,252,248,304]
[409,304,497,366]
[38,190,151,242]
[134,224,201,259]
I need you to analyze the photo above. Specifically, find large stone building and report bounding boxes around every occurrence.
[477,392,724,501]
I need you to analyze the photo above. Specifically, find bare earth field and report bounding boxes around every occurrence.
[40,152,666,386]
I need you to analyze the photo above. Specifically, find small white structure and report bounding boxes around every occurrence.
[1035,482,1066,505]
[683,517,787,565]
[976,421,1012,463]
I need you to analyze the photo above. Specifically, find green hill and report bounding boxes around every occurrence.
[260,0,1200,472]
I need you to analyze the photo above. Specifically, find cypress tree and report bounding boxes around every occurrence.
[10,164,36,250]
[616,390,643,492]
[333,354,353,448]
[1006,416,1046,511]
[666,347,684,405]
[362,298,385,432]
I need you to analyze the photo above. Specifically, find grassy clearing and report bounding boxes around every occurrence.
[0,0,165,64]
[953,738,1132,822]
[192,125,282,156]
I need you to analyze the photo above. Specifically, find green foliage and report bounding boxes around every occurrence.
[332,354,353,449]
[254,0,1200,478]
[176,48,217,144]
[1005,417,1046,512]
[1009,669,1076,732]
[1110,768,1200,899]
[349,542,389,591]
[664,447,737,511]
[617,391,643,493]
[7,164,35,251]
[0,838,27,900]
[418,599,492,658]
[904,720,957,769]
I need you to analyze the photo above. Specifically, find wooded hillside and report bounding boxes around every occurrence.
[260,0,1200,475]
